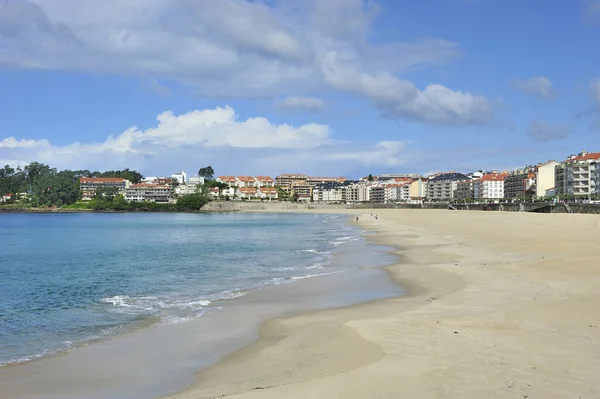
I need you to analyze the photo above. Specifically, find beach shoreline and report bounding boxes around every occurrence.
[160,209,600,399]
[0,212,403,399]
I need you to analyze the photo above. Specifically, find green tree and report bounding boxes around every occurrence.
[367,174,374,182]
[176,193,208,210]
[198,166,215,181]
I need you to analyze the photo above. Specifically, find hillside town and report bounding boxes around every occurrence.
[1,151,599,206]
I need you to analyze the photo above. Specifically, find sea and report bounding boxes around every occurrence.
[0,212,401,399]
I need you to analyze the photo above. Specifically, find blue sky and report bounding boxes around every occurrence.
[1,0,599,178]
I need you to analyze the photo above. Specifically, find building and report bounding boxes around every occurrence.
[79,177,130,200]
[369,186,385,203]
[236,187,257,199]
[124,184,171,203]
[257,187,278,200]
[208,187,220,198]
[379,173,421,179]
[175,183,199,196]
[426,172,470,200]
[275,174,307,191]
[346,184,370,203]
[255,176,275,187]
[312,182,348,203]
[455,179,475,200]
[473,173,506,199]
[409,178,427,202]
[535,161,560,198]
[171,171,187,184]
[305,176,348,186]
[555,151,600,198]
[236,176,257,187]
[291,183,312,201]
[504,167,536,199]
[216,176,237,187]
[187,175,205,185]
[1,193,14,203]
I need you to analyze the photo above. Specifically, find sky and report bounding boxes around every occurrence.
[1,0,599,178]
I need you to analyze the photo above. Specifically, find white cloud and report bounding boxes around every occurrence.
[513,76,556,101]
[0,137,51,148]
[322,59,491,125]
[277,96,326,112]
[527,121,571,142]
[0,0,490,126]
[0,106,414,176]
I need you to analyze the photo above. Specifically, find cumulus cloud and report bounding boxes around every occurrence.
[0,0,490,126]
[322,60,491,125]
[0,106,413,176]
[0,137,51,148]
[513,76,556,101]
[277,96,326,112]
[527,121,571,142]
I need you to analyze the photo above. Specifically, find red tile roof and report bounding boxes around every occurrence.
[237,176,255,182]
[217,176,236,182]
[255,176,274,181]
[238,187,257,194]
[568,152,600,162]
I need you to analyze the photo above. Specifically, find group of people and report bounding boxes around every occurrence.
[356,213,377,222]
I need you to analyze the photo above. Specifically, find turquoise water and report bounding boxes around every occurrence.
[0,212,366,366]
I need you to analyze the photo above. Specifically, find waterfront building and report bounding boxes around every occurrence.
[275,174,307,191]
[235,176,257,188]
[305,176,348,186]
[256,187,278,200]
[555,152,600,198]
[426,172,470,200]
[504,167,536,199]
[236,187,257,199]
[79,177,130,201]
[187,175,205,185]
[409,178,427,202]
[345,184,370,203]
[171,171,187,184]
[216,176,237,187]
[255,176,275,187]
[369,186,385,204]
[534,161,560,198]
[455,179,475,200]
[124,184,171,203]
[473,173,506,199]
[312,182,347,203]
[291,183,312,201]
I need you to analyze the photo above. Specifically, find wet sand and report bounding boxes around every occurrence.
[162,209,600,399]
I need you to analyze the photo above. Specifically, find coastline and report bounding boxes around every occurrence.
[160,209,600,399]
[0,213,402,399]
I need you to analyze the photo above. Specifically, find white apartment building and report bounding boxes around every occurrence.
[535,161,560,198]
[257,187,278,200]
[555,152,600,198]
[216,176,237,187]
[346,184,370,203]
[312,184,346,203]
[171,171,187,184]
[79,177,130,200]
[473,174,506,199]
[236,187,258,199]
[125,184,172,203]
[236,176,257,187]
[255,176,275,187]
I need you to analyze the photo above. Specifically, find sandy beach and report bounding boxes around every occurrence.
[162,209,600,399]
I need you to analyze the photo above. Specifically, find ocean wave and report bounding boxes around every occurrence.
[305,263,324,269]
